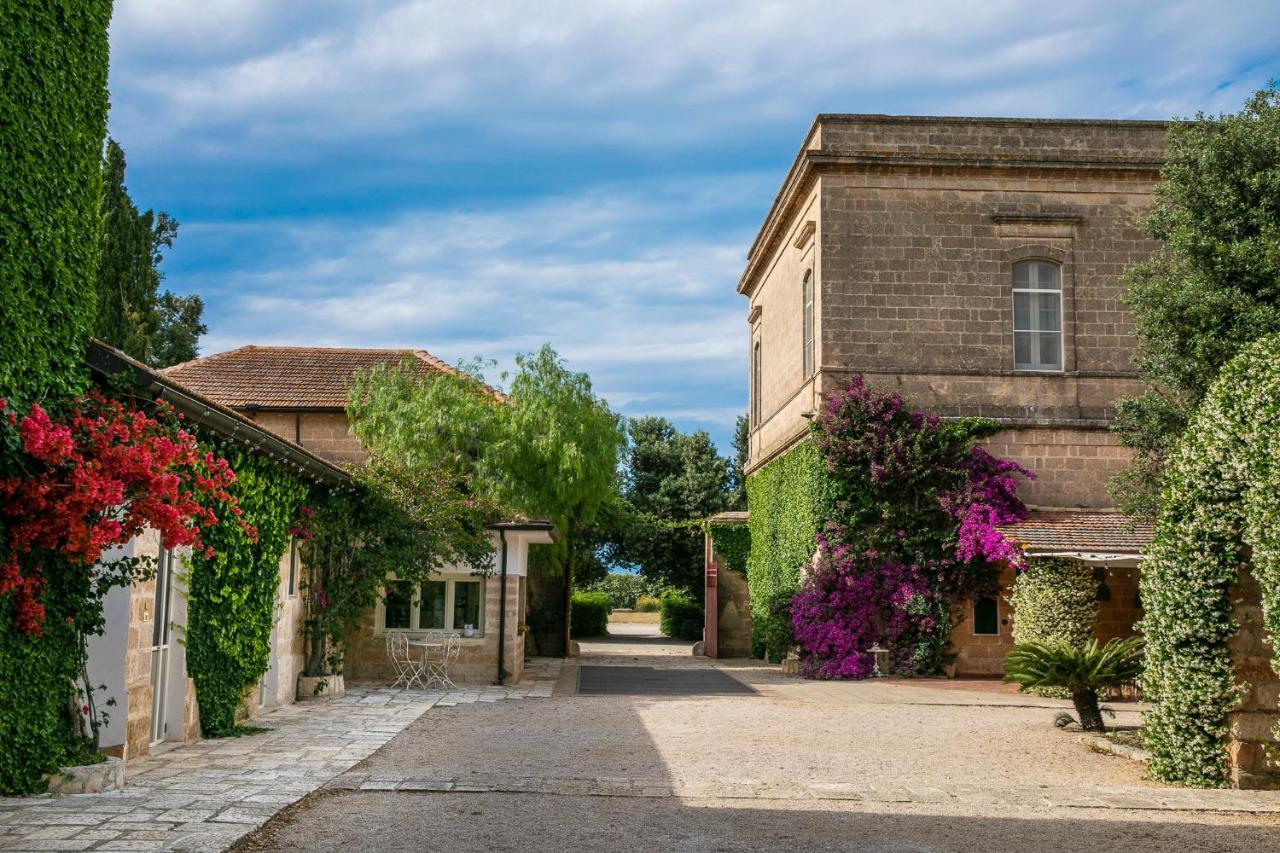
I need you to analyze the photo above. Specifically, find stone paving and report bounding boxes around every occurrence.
[324,769,1280,814]
[0,662,559,853]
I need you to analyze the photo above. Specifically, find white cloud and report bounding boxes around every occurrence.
[110,0,1280,153]
[191,180,754,435]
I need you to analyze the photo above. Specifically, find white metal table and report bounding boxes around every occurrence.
[407,638,457,690]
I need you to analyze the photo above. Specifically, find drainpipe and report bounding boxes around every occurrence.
[495,529,508,686]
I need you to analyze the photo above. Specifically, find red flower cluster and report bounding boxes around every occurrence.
[0,392,250,634]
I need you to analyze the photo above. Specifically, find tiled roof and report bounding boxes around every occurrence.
[998,510,1153,556]
[87,341,348,486]
[164,346,460,409]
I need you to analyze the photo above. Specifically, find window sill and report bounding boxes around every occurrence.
[375,628,487,642]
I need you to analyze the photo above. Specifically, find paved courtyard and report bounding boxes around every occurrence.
[0,664,558,852]
[232,647,1280,853]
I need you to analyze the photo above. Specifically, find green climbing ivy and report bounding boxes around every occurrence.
[1007,558,1098,698]
[744,441,831,659]
[184,440,309,737]
[707,521,750,576]
[1141,333,1280,787]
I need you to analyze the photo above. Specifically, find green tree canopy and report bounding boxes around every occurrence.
[1112,84,1280,516]
[94,138,204,367]
[347,344,626,588]
[611,416,733,592]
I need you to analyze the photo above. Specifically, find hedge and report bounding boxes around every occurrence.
[570,591,611,638]
[744,440,829,658]
[659,589,703,641]
[635,595,660,613]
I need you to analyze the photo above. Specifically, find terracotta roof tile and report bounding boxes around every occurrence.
[999,510,1153,556]
[164,346,463,409]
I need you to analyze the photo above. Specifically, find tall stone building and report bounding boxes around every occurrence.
[734,114,1164,674]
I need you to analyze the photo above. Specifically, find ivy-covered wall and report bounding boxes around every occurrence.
[185,442,309,736]
[744,440,830,660]
[0,1,112,406]
[0,0,113,794]
[1141,333,1280,788]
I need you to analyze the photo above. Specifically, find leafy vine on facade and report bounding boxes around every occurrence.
[0,392,244,791]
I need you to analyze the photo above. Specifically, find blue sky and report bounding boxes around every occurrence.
[106,1,1280,454]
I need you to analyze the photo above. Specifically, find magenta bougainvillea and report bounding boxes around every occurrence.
[790,375,1032,678]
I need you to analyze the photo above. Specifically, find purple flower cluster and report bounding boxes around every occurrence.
[790,532,953,679]
[787,374,1035,680]
[941,446,1034,568]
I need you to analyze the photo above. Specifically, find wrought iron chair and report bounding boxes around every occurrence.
[386,632,426,690]
[425,632,461,691]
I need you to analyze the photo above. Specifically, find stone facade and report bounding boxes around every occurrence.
[249,410,368,467]
[1228,567,1280,790]
[741,114,1166,497]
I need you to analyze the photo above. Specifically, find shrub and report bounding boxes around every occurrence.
[585,572,661,610]
[570,591,611,638]
[659,589,702,641]
[1003,637,1144,732]
[1007,559,1098,698]
[635,595,660,612]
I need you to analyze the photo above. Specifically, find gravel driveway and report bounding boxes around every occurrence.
[235,654,1280,852]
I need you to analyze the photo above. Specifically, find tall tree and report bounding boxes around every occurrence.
[151,292,207,367]
[94,138,203,367]
[1111,85,1280,517]
[727,413,749,510]
[613,416,733,592]
[348,345,626,654]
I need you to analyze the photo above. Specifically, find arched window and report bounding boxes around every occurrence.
[802,270,815,379]
[1012,260,1063,371]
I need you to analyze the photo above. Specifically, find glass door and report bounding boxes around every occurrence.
[149,549,175,745]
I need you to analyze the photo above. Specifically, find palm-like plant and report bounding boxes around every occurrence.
[1003,637,1144,731]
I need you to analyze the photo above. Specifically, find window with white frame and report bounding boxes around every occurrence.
[1012,259,1063,371]
[802,270,815,379]
[380,576,485,635]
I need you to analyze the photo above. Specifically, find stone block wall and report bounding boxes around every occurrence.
[981,427,1132,508]
[247,410,368,467]
[711,552,753,659]
[1229,567,1280,789]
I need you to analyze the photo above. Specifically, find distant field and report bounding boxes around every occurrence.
[609,610,660,624]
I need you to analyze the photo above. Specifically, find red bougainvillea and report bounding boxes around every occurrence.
[0,392,248,634]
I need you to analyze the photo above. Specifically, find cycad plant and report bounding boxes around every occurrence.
[1003,637,1144,731]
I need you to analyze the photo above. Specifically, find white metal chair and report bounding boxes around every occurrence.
[425,632,461,691]
[386,632,426,690]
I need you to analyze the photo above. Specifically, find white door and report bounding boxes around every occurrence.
[149,549,175,745]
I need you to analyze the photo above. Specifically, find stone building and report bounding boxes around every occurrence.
[165,346,555,686]
[732,114,1166,673]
